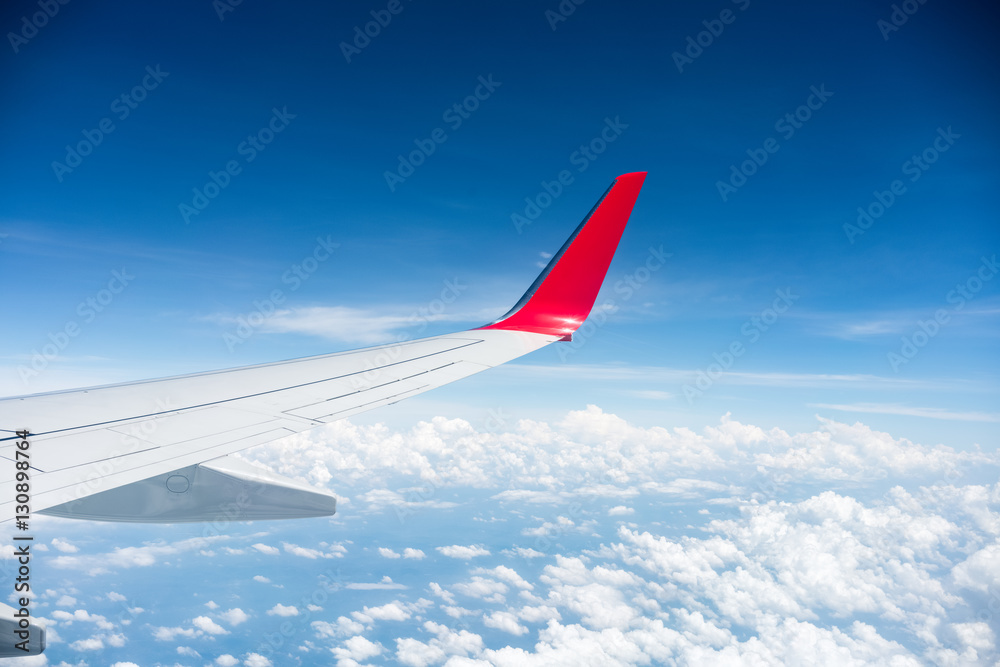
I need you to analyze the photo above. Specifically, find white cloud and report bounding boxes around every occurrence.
[51,535,229,572]
[313,616,365,640]
[951,621,995,653]
[379,547,401,558]
[474,565,533,590]
[951,543,1000,593]
[395,621,484,666]
[241,407,998,510]
[252,543,280,555]
[395,637,446,667]
[517,605,562,623]
[352,601,422,625]
[215,655,239,667]
[437,545,490,559]
[193,616,229,635]
[332,635,383,666]
[50,609,113,630]
[253,575,271,583]
[42,408,1000,666]
[205,600,219,610]
[453,577,508,604]
[429,582,455,605]
[70,637,104,651]
[483,611,528,635]
[522,515,583,537]
[220,608,249,626]
[362,602,410,622]
[493,489,565,504]
[243,654,273,667]
[398,467,999,663]
[282,541,339,559]
[177,646,200,658]
[403,548,426,559]
[539,557,641,631]
[152,626,198,641]
[266,604,299,617]
[51,538,79,553]
[442,605,474,618]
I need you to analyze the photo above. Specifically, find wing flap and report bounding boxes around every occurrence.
[21,426,299,512]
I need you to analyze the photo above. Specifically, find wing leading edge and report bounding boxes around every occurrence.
[0,172,646,525]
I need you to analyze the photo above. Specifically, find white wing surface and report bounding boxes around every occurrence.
[0,172,646,524]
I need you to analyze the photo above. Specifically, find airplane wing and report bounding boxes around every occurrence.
[0,172,646,526]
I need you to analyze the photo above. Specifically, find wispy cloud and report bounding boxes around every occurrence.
[830,319,907,338]
[809,402,1000,423]
[207,305,499,346]
[793,300,1000,340]
[505,363,959,391]
[626,389,674,400]
[345,581,408,590]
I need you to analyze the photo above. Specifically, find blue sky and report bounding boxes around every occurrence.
[2,0,999,664]
[2,0,997,447]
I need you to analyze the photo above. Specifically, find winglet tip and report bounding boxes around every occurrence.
[617,171,647,183]
[479,172,647,337]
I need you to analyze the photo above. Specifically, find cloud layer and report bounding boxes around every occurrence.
[11,408,998,665]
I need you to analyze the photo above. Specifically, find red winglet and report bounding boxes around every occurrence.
[479,172,647,336]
